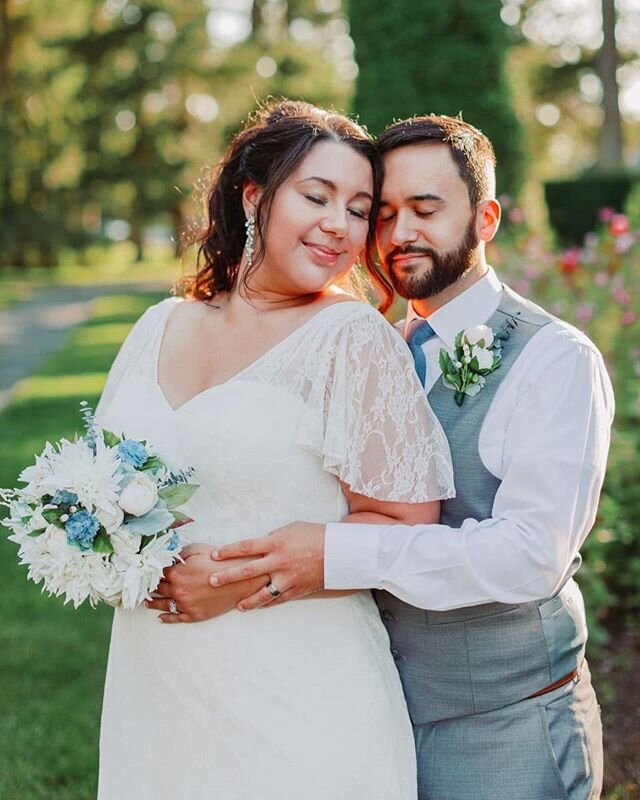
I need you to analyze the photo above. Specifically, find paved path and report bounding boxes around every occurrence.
[0,282,167,412]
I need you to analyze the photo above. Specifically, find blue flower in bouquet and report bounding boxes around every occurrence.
[167,531,180,551]
[65,509,101,551]
[52,489,79,508]
[117,440,149,469]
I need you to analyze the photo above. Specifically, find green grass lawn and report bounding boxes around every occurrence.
[0,291,165,800]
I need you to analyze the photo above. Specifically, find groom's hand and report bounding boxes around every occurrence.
[209,522,325,610]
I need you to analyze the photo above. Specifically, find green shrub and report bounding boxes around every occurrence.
[544,174,637,244]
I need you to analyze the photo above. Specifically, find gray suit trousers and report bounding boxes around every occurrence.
[413,663,603,800]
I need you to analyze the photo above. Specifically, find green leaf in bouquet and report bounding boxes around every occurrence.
[102,429,122,447]
[158,483,199,510]
[42,508,64,527]
[93,528,114,555]
[121,507,175,536]
[141,456,164,471]
[170,510,193,528]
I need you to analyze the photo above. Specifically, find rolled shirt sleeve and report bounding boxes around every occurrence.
[324,324,615,610]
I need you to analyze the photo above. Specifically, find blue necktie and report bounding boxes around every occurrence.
[405,318,435,387]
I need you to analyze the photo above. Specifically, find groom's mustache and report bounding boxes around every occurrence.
[385,245,436,268]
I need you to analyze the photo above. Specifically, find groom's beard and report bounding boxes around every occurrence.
[384,214,480,300]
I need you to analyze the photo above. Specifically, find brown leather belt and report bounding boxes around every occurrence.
[528,668,579,698]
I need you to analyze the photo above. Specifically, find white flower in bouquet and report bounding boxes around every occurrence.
[50,437,123,514]
[114,531,181,609]
[118,473,159,517]
[96,503,125,533]
[110,530,143,556]
[18,443,57,499]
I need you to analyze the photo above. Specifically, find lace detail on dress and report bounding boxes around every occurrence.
[247,302,455,503]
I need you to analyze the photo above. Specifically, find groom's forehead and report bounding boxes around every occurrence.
[380,144,465,200]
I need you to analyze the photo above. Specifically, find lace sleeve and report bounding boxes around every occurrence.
[296,305,455,503]
[95,298,175,424]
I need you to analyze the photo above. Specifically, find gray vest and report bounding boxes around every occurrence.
[376,286,587,725]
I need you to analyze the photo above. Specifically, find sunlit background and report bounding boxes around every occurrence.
[0,2,639,798]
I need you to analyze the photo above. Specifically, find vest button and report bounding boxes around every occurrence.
[391,648,402,661]
[381,610,395,621]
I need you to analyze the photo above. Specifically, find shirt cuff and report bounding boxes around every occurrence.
[324,523,382,590]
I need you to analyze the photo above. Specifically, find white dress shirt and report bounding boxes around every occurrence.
[324,267,615,610]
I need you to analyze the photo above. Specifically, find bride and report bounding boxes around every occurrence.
[96,100,454,799]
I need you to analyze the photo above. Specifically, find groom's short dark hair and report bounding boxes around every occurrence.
[377,115,496,208]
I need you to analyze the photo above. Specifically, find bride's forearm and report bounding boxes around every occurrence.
[341,511,405,524]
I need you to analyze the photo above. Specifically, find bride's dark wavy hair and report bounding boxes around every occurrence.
[180,99,381,302]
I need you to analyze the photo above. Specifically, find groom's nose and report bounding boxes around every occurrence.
[389,211,419,247]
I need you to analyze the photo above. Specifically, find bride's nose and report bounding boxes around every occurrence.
[319,205,348,237]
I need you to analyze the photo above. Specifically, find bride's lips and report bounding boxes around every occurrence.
[303,242,342,265]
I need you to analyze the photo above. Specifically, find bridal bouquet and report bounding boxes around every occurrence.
[0,403,198,609]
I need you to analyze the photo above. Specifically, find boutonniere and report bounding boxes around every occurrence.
[438,315,519,406]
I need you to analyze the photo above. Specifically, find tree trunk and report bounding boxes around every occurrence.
[597,0,624,172]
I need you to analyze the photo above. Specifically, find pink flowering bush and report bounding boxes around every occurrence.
[488,206,640,644]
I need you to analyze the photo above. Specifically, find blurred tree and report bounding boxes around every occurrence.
[596,0,623,171]
[349,0,525,196]
[501,0,640,177]
[0,0,357,267]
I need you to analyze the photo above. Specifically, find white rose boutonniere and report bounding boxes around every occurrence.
[439,316,519,406]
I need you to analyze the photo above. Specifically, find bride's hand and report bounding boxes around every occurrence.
[145,544,269,623]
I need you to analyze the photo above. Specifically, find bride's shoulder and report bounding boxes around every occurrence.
[319,299,404,345]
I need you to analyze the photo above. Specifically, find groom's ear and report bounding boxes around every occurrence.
[477,198,501,243]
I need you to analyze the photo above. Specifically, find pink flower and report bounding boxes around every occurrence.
[594,271,609,287]
[523,264,541,280]
[609,214,629,237]
[576,304,595,324]
[621,311,636,326]
[560,248,581,275]
[612,287,631,306]
[614,233,634,254]
[598,207,615,223]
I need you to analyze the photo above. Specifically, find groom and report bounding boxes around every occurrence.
[205,115,614,799]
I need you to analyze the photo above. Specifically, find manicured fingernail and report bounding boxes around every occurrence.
[144,601,150,608]
[211,550,219,559]
[237,605,246,612]
[210,576,219,586]
[159,617,165,623]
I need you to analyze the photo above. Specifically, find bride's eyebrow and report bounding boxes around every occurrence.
[298,176,373,201]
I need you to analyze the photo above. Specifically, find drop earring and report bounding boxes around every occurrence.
[244,214,255,267]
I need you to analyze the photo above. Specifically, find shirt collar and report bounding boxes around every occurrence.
[405,266,502,350]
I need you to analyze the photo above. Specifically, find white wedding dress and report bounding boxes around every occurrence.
[96,297,454,800]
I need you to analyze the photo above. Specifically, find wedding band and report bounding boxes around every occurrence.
[169,599,179,615]
[265,580,281,598]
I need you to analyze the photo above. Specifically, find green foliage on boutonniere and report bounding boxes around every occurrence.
[439,315,519,406]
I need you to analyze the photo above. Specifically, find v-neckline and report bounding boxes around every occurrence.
[154,298,361,413]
